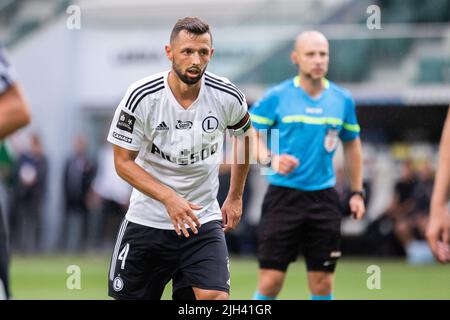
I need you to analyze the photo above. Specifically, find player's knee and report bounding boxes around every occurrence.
[194,289,229,300]
[309,274,333,295]
[259,275,284,296]
[210,291,229,300]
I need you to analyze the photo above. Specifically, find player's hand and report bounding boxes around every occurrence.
[349,194,365,220]
[426,204,450,263]
[271,154,299,175]
[162,193,202,237]
[221,196,243,233]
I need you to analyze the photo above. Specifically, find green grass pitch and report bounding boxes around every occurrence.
[9,255,450,300]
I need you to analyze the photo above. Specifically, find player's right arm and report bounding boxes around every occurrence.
[427,106,450,263]
[250,90,298,175]
[112,145,201,237]
[0,48,31,139]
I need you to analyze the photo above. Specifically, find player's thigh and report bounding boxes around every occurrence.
[108,219,178,300]
[303,189,342,272]
[172,220,230,297]
[257,185,305,269]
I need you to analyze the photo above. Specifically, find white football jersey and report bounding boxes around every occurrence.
[107,70,250,229]
[0,47,16,94]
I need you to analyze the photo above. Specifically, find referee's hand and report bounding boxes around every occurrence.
[349,194,365,220]
[163,193,202,237]
[271,154,299,175]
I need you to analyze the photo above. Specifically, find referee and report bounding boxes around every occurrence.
[0,45,31,299]
[250,31,365,300]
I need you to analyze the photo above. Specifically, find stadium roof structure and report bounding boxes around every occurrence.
[76,0,351,27]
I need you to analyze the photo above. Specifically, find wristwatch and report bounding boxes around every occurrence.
[259,156,272,168]
[350,189,366,200]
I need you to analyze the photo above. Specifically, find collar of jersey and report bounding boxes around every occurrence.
[293,75,330,103]
[164,70,205,111]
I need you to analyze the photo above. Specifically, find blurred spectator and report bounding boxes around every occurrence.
[90,143,131,250]
[363,159,417,257]
[60,135,97,252]
[388,159,418,220]
[392,160,435,263]
[391,160,435,264]
[10,134,47,254]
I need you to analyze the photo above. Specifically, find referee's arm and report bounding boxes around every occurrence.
[0,82,31,139]
[343,137,365,219]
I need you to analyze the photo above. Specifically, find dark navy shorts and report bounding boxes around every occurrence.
[108,219,229,300]
[257,185,342,272]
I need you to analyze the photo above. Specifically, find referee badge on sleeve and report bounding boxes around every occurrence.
[324,128,339,152]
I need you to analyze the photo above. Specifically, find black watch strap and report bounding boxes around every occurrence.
[350,190,366,200]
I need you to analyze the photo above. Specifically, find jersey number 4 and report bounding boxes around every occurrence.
[118,243,130,270]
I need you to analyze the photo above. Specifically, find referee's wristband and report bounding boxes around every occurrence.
[350,190,366,200]
[259,157,272,168]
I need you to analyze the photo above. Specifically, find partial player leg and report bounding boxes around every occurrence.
[0,207,10,300]
[108,219,178,300]
[303,188,342,300]
[173,221,230,300]
[255,268,286,299]
[192,287,229,300]
[255,186,305,300]
[307,271,334,299]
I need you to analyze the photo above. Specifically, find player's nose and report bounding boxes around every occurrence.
[191,52,201,65]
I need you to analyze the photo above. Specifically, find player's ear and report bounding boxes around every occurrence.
[210,47,215,59]
[291,50,298,65]
[165,45,173,61]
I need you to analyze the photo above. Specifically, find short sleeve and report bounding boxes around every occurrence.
[107,86,146,151]
[339,95,360,142]
[249,89,278,131]
[0,48,16,94]
[226,90,250,136]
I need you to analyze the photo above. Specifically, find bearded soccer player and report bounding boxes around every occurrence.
[107,17,251,300]
[250,31,365,300]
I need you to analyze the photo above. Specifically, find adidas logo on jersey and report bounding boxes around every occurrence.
[156,121,169,131]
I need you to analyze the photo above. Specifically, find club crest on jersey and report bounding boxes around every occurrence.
[116,111,136,133]
[202,116,219,133]
[113,276,124,292]
[324,128,339,152]
[175,120,193,130]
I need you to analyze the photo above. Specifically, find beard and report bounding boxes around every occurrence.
[172,61,206,85]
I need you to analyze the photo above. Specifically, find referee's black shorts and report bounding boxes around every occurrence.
[108,219,229,300]
[257,185,342,273]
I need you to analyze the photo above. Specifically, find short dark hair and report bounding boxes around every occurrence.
[170,17,212,44]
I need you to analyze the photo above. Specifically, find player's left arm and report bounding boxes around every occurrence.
[222,128,252,232]
[427,106,450,263]
[222,93,252,232]
[341,95,365,220]
[343,137,365,219]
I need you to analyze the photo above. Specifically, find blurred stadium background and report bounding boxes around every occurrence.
[0,0,449,299]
